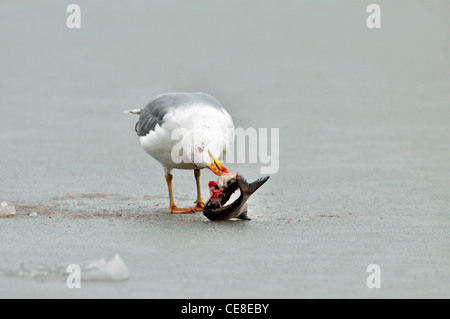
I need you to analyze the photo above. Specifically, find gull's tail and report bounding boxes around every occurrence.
[123,109,142,115]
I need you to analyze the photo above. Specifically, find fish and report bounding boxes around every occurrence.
[203,174,270,221]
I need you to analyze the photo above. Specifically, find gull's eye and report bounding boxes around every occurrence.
[196,146,203,153]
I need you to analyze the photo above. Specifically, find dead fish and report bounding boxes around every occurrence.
[203,174,270,221]
[206,174,239,208]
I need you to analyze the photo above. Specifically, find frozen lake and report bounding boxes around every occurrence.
[0,1,449,298]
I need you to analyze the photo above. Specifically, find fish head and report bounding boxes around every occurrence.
[208,181,224,201]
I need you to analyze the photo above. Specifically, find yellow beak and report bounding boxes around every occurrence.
[207,150,229,176]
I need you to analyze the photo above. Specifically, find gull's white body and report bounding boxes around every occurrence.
[134,93,234,173]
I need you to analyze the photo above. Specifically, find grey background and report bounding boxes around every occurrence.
[0,1,449,298]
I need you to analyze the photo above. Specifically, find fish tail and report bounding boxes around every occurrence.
[238,175,270,196]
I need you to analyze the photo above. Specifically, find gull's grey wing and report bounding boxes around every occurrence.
[135,92,224,136]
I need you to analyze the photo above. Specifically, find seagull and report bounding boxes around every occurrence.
[125,92,234,213]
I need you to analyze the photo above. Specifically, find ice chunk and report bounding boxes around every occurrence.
[0,201,16,217]
[0,254,130,282]
[29,212,38,217]
[82,254,130,281]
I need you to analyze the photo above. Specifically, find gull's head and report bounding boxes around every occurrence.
[190,144,228,176]
[187,127,230,176]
